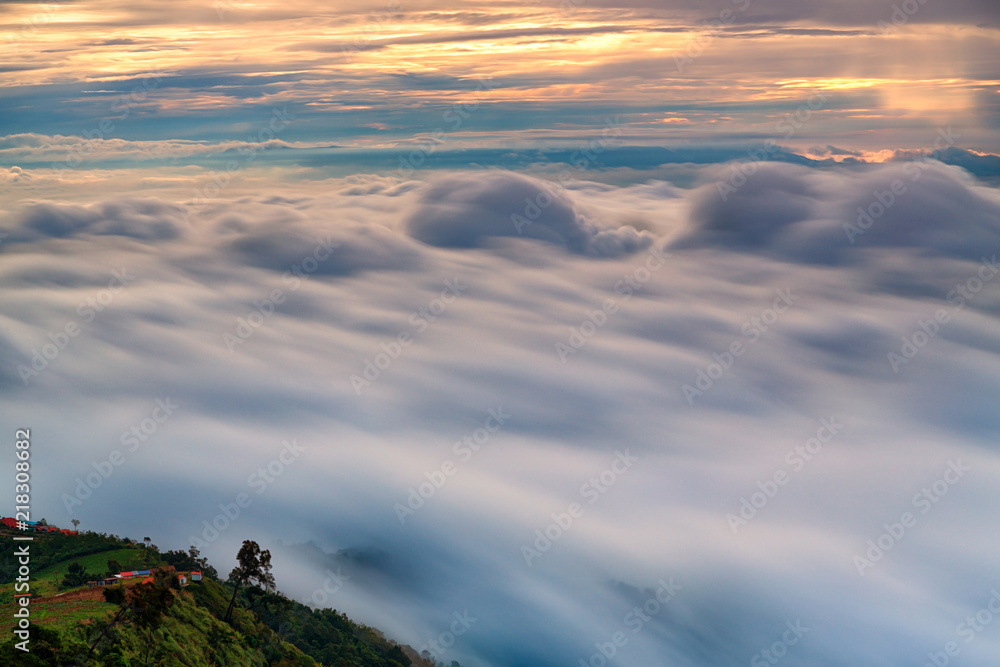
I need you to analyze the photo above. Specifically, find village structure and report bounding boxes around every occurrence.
[86,569,203,588]
[1,516,202,588]
[1,516,77,535]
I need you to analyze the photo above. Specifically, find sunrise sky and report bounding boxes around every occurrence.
[3,2,1000,666]
[3,0,999,173]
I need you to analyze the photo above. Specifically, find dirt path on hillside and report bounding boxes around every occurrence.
[34,586,106,604]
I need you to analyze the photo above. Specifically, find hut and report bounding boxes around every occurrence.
[88,578,118,587]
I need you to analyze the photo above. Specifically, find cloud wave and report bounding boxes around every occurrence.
[2,162,1000,666]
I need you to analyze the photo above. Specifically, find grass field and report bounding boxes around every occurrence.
[31,548,150,590]
[0,546,153,637]
[0,546,153,602]
[0,597,115,633]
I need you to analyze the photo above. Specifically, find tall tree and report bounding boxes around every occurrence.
[90,586,130,656]
[224,540,275,624]
[106,559,123,578]
[90,571,174,658]
[61,562,91,589]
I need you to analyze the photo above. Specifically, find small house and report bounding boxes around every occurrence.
[190,572,202,582]
[88,578,118,587]
[176,573,189,587]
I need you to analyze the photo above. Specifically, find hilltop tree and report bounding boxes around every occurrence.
[60,562,92,589]
[188,545,219,579]
[90,585,129,656]
[71,519,80,530]
[162,545,218,580]
[130,570,175,629]
[224,540,275,624]
[91,570,175,660]
[105,559,123,578]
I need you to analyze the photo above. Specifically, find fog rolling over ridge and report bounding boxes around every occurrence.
[3,0,1000,665]
[2,161,999,665]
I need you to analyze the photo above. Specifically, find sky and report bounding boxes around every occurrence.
[3,1,1000,666]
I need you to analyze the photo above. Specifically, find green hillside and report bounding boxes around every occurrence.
[28,548,154,597]
[0,528,445,667]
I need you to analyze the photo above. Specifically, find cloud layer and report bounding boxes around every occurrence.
[405,171,652,256]
[3,164,1000,666]
[675,160,1000,263]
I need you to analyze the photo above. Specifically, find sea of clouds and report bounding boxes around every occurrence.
[3,160,1000,666]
